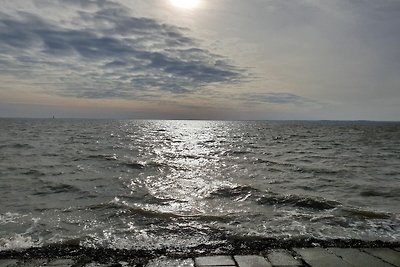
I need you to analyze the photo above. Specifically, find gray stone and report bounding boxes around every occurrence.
[393,248,400,252]
[234,255,272,267]
[15,260,47,267]
[267,250,302,266]
[0,259,18,267]
[146,258,194,267]
[328,248,393,267]
[294,248,352,267]
[83,263,111,267]
[47,259,75,267]
[363,248,400,267]
[195,256,235,266]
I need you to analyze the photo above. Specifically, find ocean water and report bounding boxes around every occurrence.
[0,119,399,252]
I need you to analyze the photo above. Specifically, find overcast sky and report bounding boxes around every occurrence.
[0,0,399,120]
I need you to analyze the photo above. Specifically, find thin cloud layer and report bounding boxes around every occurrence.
[0,1,244,99]
[244,93,315,105]
[234,92,317,106]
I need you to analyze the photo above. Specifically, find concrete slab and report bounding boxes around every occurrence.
[363,248,400,267]
[267,250,302,266]
[328,248,393,267]
[294,248,352,267]
[195,256,236,266]
[0,259,18,267]
[146,258,194,267]
[234,255,272,267]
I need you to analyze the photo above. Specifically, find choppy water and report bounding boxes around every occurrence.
[0,119,399,251]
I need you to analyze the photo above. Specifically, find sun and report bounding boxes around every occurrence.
[170,0,201,9]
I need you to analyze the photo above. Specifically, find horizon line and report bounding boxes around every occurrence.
[0,116,399,123]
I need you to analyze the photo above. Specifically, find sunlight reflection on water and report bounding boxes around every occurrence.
[136,121,238,216]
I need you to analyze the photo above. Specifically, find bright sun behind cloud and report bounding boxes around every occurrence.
[170,0,201,9]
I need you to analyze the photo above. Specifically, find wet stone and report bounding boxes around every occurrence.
[84,263,116,267]
[146,258,194,267]
[267,250,302,266]
[234,255,272,267]
[327,248,393,267]
[195,256,236,266]
[363,248,400,267]
[116,262,130,267]
[15,260,47,267]
[47,259,75,267]
[0,259,18,267]
[294,248,352,267]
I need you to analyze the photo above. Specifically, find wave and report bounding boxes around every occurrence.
[123,161,146,169]
[257,193,341,210]
[359,188,400,198]
[339,207,394,220]
[254,158,348,175]
[0,213,26,225]
[207,184,341,211]
[22,169,46,177]
[229,150,251,155]
[123,160,165,170]
[33,183,82,196]
[81,154,166,170]
[208,185,260,198]
[0,143,35,149]
[253,158,294,167]
[86,198,232,222]
[86,154,118,161]
[0,234,39,251]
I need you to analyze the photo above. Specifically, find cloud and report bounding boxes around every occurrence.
[0,1,245,99]
[238,93,317,106]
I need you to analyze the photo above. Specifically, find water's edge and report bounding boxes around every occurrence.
[1,237,399,264]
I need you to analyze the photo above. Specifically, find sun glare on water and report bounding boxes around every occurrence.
[170,0,201,9]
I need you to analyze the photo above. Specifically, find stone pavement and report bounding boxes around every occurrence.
[0,247,399,267]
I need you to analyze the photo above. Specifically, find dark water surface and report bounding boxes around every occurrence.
[0,119,399,251]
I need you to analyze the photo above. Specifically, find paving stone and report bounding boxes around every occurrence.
[267,250,302,266]
[0,259,18,267]
[234,255,272,267]
[294,248,352,267]
[363,248,400,267]
[195,256,236,266]
[328,248,393,267]
[146,258,194,267]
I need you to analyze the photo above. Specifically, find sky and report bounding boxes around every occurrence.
[0,0,399,120]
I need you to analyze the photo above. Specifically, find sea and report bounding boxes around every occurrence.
[0,119,399,253]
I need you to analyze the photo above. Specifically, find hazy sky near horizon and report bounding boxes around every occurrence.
[1,0,399,120]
